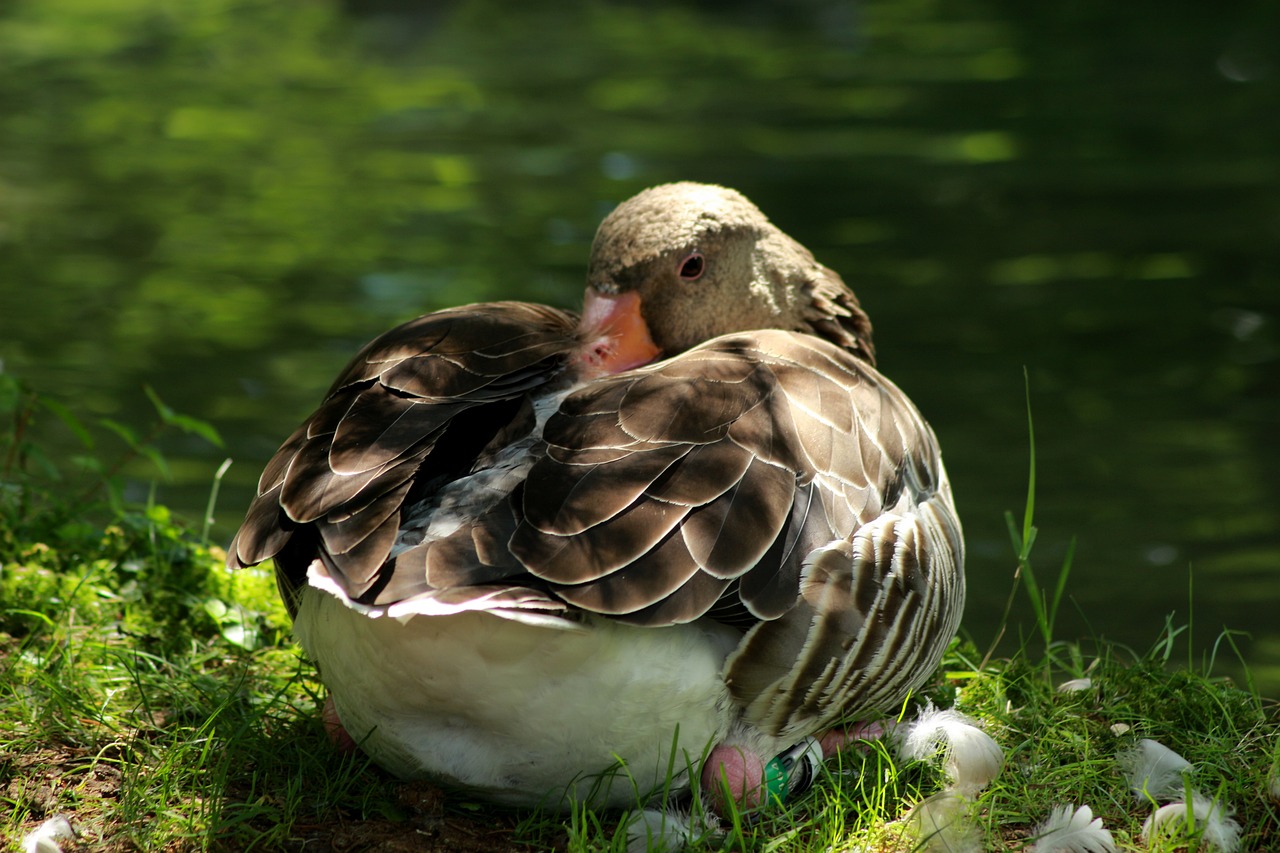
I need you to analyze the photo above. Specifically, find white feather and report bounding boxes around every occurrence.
[912,792,982,853]
[1030,804,1117,853]
[22,815,77,853]
[626,807,717,853]
[1141,793,1241,853]
[897,703,1004,795]
[1056,678,1093,692]
[1119,738,1192,800]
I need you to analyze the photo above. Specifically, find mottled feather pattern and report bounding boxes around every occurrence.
[233,310,961,737]
[227,303,581,596]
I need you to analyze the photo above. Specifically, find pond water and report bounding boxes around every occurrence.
[2,0,1278,691]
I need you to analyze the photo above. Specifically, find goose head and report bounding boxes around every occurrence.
[579,182,875,375]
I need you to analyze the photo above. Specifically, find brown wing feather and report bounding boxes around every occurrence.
[679,456,795,578]
[226,302,580,612]
[510,330,946,599]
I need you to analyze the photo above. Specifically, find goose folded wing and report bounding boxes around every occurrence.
[226,302,580,612]
[508,331,925,620]
[508,330,962,733]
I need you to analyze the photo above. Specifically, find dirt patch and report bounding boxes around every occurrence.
[281,817,540,853]
[251,781,554,853]
[4,746,561,852]
[4,744,123,815]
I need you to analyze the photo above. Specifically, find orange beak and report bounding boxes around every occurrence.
[578,289,662,376]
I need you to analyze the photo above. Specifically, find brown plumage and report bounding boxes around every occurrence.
[228,182,964,805]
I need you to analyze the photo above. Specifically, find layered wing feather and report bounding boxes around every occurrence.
[504,330,964,735]
[226,301,581,609]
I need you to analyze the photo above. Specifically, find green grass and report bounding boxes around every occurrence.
[2,376,1279,851]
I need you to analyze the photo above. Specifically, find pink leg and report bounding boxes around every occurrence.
[701,744,767,812]
[321,694,359,754]
[817,720,888,758]
[701,722,890,815]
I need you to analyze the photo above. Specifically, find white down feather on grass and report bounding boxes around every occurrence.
[625,808,699,853]
[1117,739,1242,853]
[1141,793,1242,852]
[1029,804,1117,853]
[21,815,77,853]
[896,703,1004,796]
[911,792,982,853]
[1119,738,1192,800]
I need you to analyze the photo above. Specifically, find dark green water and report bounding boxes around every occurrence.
[3,1,1278,689]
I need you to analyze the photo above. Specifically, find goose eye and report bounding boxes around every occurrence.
[677,251,705,281]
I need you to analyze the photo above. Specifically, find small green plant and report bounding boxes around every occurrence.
[0,370,225,541]
[985,370,1079,679]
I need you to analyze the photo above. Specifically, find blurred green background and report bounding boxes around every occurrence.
[2,0,1278,688]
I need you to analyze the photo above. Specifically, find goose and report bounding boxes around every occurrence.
[227,182,965,816]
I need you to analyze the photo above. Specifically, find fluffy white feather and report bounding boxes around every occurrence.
[626,807,717,853]
[1030,804,1117,853]
[1056,678,1093,692]
[897,703,1004,795]
[1119,738,1192,800]
[22,815,77,853]
[1141,793,1241,852]
[913,792,982,853]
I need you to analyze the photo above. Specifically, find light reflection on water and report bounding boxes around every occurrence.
[1,0,1277,691]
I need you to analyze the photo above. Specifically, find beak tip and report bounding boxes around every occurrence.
[577,289,660,375]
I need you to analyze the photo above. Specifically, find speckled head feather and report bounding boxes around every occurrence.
[587,182,876,362]
[589,182,766,274]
